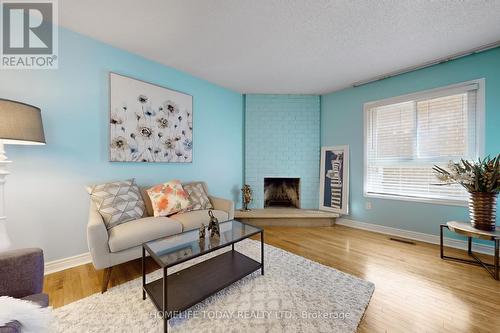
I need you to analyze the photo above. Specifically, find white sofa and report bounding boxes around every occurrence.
[87,181,234,292]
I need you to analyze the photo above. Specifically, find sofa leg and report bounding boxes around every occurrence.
[101,267,112,293]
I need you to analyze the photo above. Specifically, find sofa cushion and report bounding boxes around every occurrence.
[146,180,191,217]
[169,209,229,231]
[108,217,182,252]
[89,179,145,229]
[183,182,213,211]
[141,181,211,217]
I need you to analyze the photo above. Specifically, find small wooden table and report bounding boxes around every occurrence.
[440,221,499,280]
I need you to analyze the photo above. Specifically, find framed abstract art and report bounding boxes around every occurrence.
[319,145,349,214]
[109,73,193,162]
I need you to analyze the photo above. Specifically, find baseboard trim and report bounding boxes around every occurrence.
[44,252,92,275]
[336,218,494,256]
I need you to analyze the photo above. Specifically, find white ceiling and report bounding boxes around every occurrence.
[59,0,500,94]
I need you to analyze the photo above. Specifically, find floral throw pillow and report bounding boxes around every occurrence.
[146,180,191,217]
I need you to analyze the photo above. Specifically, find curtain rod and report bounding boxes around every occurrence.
[352,41,500,87]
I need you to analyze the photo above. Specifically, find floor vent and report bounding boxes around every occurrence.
[389,237,416,245]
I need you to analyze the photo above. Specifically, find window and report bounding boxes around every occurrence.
[364,80,484,205]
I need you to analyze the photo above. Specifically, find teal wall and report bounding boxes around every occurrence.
[0,29,244,261]
[245,95,320,208]
[321,47,500,236]
[2,27,499,261]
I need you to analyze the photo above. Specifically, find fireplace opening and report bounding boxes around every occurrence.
[264,178,300,208]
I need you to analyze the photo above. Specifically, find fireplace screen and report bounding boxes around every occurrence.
[264,178,300,208]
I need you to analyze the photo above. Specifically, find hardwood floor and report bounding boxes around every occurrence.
[44,225,500,332]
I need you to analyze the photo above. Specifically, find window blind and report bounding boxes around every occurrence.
[365,83,480,203]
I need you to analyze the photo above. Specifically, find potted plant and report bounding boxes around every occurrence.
[433,154,500,231]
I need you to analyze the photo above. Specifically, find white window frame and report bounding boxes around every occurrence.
[363,79,485,206]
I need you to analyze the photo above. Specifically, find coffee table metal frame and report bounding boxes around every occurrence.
[142,220,264,333]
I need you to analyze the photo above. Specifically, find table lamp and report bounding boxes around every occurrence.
[0,99,45,251]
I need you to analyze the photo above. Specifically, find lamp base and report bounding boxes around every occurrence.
[0,140,11,251]
[0,218,11,251]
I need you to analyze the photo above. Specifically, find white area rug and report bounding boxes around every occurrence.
[53,240,374,332]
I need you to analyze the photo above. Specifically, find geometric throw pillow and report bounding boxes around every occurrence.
[183,182,213,211]
[146,180,191,217]
[89,179,145,230]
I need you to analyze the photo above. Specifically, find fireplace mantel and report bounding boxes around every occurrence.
[235,208,338,227]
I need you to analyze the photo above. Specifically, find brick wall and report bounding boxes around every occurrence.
[245,94,320,208]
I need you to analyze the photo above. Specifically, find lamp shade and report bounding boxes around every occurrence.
[0,99,45,145]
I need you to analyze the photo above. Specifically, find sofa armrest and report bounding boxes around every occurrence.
[0,248,44,298]
[87,201,111,270]
[209,196,234,220]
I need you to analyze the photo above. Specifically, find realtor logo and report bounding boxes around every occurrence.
[1,0,58,69]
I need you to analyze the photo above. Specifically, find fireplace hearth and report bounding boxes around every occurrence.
[264,178,300,208]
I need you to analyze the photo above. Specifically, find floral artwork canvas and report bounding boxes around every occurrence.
[109,73,193,162]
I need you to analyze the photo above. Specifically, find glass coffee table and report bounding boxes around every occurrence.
[142,220,264,333]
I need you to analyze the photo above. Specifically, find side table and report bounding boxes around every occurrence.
[440,221,499,280]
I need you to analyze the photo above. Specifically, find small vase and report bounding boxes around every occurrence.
[468,192,498,231]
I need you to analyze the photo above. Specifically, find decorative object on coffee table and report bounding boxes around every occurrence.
[240,184,253,211]
[433,155,500,231]
[208,210,220,238]
[199,223,206,239]
[0,99,45,251]
[440,221,499,280]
